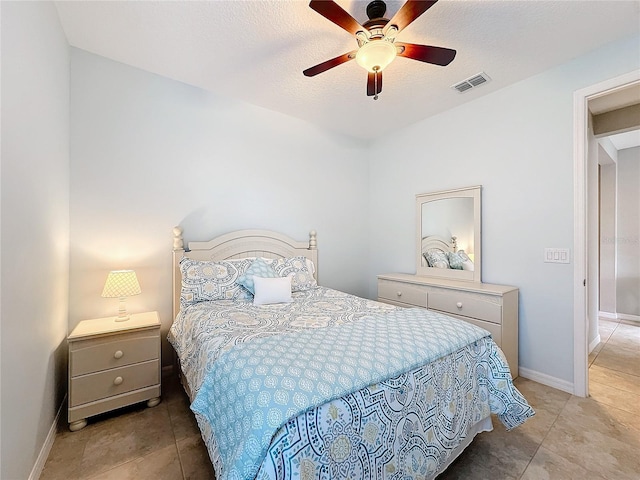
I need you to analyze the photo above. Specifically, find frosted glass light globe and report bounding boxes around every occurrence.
[355,40,397,72]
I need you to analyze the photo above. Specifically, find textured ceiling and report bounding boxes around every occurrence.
[54,0,640,141]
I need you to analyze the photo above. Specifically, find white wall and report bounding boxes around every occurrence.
[0,2,70,479]
[598,141,617,316]
[368,35,640,386]
[616,146,640,317]
[587,122,599,348]
[69,49,371,364]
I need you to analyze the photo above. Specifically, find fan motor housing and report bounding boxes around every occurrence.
[363,0,389,31]
[366,0,387,19]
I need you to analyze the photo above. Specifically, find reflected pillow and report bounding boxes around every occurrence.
[253,276,292,305]
[236,258,279,294]
[424,249,450,269]
[448,251,470,270]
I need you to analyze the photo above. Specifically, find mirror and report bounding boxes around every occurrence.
[416,185,482,282]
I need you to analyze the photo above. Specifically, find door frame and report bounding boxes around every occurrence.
[573,70,640,397]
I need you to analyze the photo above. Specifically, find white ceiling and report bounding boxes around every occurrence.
[607,129,640,151]
[54,0,640,141]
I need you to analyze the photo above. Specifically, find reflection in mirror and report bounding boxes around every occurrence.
[416,186,481,282]
[422,198,474,255]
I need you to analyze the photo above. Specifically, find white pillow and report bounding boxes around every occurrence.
[461,259,475,271]
[253,276,292,305]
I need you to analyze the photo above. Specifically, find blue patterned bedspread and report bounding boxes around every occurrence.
[189,305,534,480]
[169,287,398,397]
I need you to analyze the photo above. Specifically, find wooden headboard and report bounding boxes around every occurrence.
[172,227,318,320]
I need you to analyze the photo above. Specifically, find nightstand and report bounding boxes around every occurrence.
[67,311,161,431]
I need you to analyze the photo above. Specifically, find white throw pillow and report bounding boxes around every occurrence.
[253,276,292,305]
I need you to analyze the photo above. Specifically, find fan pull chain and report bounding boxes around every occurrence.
[374,67,379,100]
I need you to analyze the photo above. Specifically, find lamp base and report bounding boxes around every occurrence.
[114,297,130,321]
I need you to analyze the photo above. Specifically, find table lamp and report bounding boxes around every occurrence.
[101,270,141,321]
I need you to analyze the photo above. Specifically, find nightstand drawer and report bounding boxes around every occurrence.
[427,292,502,324]
[71,330,159,377]
[378,280,426,307]
[70,359,160,407]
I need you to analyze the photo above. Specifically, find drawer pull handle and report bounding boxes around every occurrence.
[113,376,123,386]
[456,302,463,309]
[114,350,124,359]
[397,291,402,297]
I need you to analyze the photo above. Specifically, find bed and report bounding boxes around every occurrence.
[168,228,534,480]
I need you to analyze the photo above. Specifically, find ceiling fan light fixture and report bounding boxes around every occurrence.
[355,39,396,72]
[305,0,456,98]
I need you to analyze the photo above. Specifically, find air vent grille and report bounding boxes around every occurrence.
[452,72,491,93]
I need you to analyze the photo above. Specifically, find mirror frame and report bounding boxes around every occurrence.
[416,185,482,283]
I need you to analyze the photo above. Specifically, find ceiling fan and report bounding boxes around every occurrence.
[303,0,456,100]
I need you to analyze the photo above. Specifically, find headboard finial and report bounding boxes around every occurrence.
[173,226,184,251]
[309,230,317,250]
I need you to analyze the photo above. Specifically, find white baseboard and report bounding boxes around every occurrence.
[599,311,640,323]
[618,313,640,323]
[518,367,574,395]
[588,334,601,354]
[29,395,66,480]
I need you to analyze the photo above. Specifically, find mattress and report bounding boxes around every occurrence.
[168,286,534,480]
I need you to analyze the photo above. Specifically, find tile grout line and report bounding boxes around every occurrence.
[165,391,189,480]
[516,386,573,479]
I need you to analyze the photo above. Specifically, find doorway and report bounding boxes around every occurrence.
[573,71,640,397]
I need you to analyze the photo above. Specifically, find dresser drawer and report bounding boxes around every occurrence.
[427,292,502,324]
[70,331,159,377]
[70,359,159,407]
[444,313,503,345]
[378,280,427,307]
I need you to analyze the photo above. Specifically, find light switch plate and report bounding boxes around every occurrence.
[544,248,570,264]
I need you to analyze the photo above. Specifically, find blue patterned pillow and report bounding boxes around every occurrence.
[424,249,450,269]
[180,257,253,307]
[447,251,470,270]
[271,256,317,292]
[236,258,279,294]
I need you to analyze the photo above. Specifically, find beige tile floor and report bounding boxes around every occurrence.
[42,317,640,480]
[41,373,215,480]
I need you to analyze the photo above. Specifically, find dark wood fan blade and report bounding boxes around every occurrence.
[303,50,357,77]
[309,0,365,35]
[396,42,456,66]
[367,71,383,96]
[383,0,438,35]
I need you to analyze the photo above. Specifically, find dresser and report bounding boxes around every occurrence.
[67,311,161,431]
[378,273,519,377]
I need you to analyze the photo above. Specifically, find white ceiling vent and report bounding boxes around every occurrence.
[452,72,491,93]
